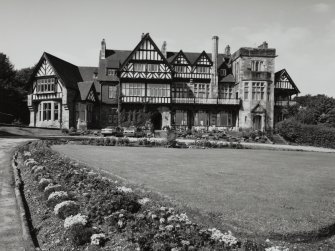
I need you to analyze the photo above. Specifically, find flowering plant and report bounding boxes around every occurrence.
[91,233,106,246]
[47,191,69,208]
[54,200,80,219]
[64,213,88,229]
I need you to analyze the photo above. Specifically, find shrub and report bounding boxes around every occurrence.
[62,128,69,134]
[47,191,69,208]
[91,233,106,246]
[276,119,335,149]
[64,214,92,245]
[109,137,116,146]
[86,189,141,224]
[24,158,37,167]
[54,200,80,219]
[104,137,110,146]
[23,151,31,157]
[38,178,53,191]
[44,184,63,199]
[32,165,45,174]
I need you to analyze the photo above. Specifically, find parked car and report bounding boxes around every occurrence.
[101,126,123,137]
[123,126,136,137]
[123,126,146,138]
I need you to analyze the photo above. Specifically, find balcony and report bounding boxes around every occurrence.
[172,97,240,105]
[121,96,171,104]
[243,71,272,81]
[32,92,62,101]
[275,100,297,106]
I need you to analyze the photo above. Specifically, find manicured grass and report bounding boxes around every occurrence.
[0,126,63,137]
[53,145,335,237]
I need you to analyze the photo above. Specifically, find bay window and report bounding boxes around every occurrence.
[194,83,209,98]
[122,83,145,96]
[43,103,51,120]
[252,82,265,100]
[147,84,170,97]
[38,101,60,121]
[219,84,233,99]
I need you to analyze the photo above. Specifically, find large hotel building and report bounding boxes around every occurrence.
[27,33,300,131]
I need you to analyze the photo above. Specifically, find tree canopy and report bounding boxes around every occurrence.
[285,94,335,128]
[0,53,34,124]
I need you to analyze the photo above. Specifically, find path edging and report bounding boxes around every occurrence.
[12,153,38,251]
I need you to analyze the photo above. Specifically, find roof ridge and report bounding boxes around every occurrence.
[44,52,78,67]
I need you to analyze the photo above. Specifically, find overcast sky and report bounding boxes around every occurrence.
[1,0,334,97]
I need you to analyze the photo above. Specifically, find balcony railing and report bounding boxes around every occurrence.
[275,100,297,106]
[172,97,240,105]
[121,96,241,105]
[121,96,171,104]
[243,71,272,81]
[32,92,62,101]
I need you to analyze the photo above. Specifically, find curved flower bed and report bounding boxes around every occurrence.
[16,140,286,250]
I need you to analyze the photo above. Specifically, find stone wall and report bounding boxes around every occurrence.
[234,55,275,130]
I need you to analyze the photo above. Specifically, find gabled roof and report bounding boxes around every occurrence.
[183,52,202,65]
[193,51,213,66]
[78,66,98,82]
[93,79,101,94]
[29,52,100,103]
[219,74,235,83]
[120,33,174,72]
[105,50,131,68]
[251,103,266,113]
[43,53,83,90]
[78,81,94,101]
[170,50,192,65]
[275,69,300,93]
[97,50,129,82]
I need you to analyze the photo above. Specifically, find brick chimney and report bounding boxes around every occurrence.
[161,41,167,58]
[225,45,231,56]
[100,39,106,59]
[211,36,219,98]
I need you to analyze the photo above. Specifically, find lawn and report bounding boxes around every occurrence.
[53,145,335,238]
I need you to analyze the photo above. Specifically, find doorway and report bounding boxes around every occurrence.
[253,115,262,130]
[151,112,162,130]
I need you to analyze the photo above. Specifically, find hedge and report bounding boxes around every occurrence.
[276,119,335,149]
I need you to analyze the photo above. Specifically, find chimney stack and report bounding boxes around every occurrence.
[141,33,145,39]
[100,38,106,59]
[161,41,167,58]
[225,45,231,56]
[258,41,268,49]
[212,36,219,69]
[211,36,219,98]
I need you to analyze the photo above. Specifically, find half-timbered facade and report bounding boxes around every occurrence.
[27,33,300,131]
[274,69,300,123]
[27,53,98,129]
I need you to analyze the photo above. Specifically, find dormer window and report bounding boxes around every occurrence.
[107,68,116,76]
[220,69,226,76]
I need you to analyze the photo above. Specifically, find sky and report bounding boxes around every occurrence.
[1,0,334,97]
